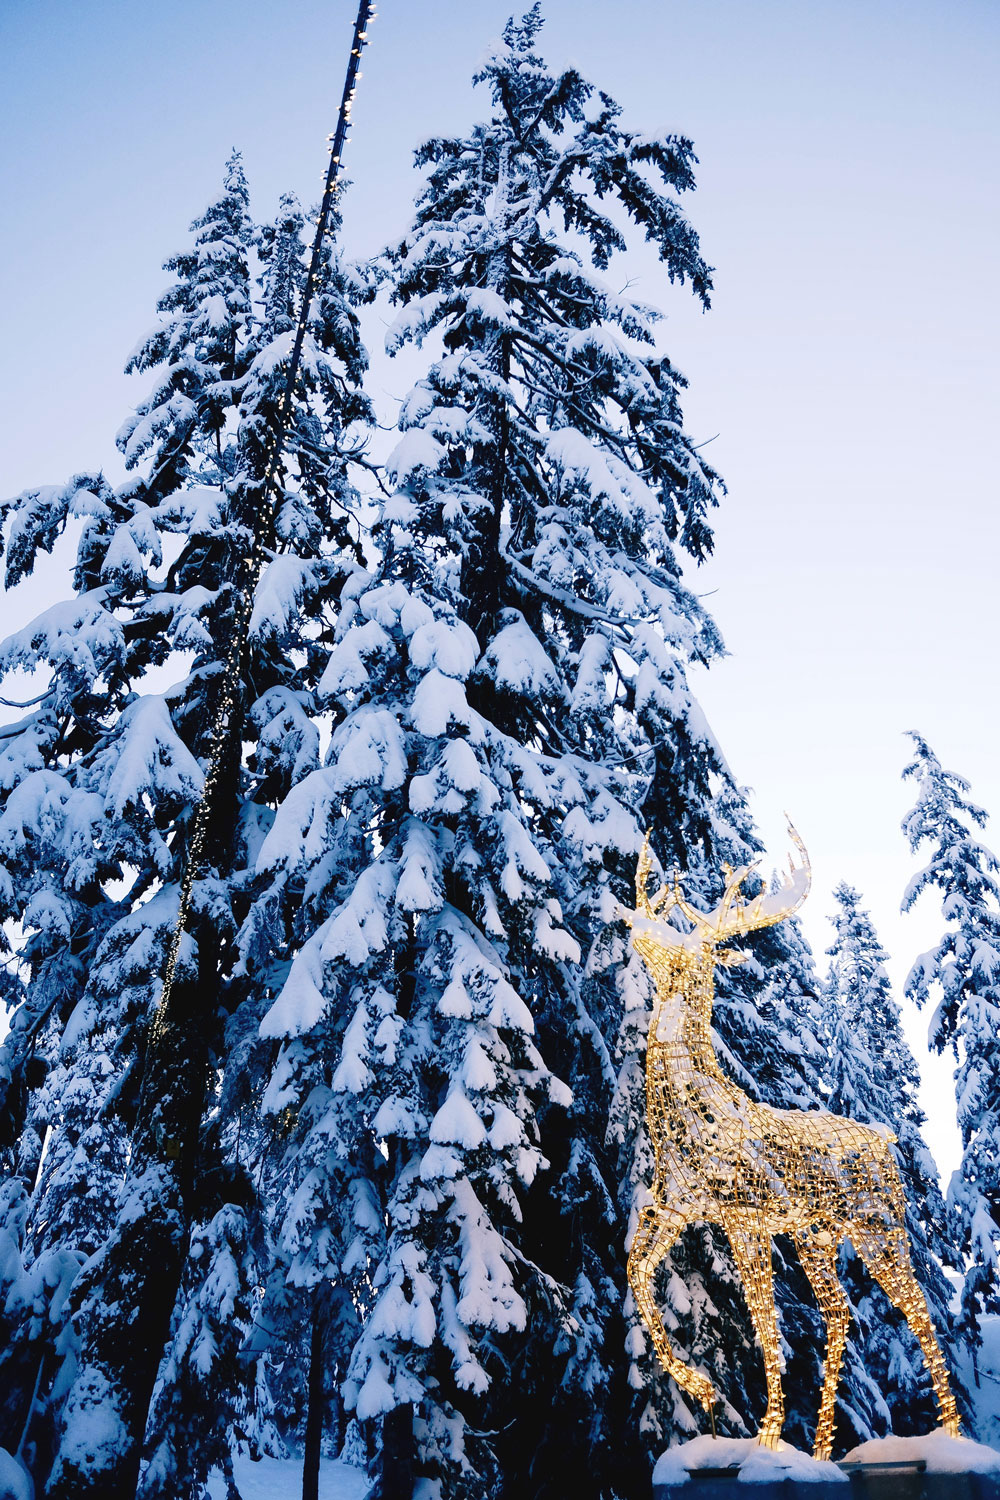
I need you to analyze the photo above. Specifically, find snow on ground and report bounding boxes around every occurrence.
[0,1446,33,1500]
[207,1454,369,1500]
[653,1436,847,1485]
[959,1314,1000,1450]
[841,1432,1000,1474]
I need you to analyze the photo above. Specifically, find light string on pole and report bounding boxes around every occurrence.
[146,0,377,1063]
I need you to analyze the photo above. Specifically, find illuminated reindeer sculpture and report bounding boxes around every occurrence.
[624,826,959,1461]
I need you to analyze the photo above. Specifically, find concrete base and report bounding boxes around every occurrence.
[653,1434,1000,1500]
[654,1468,1000,1499]
[838,1459,1000,1499]
[838,1433,1000,1499]
[653,1477,845,1500]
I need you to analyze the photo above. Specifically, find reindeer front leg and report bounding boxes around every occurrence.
[794,1230,850,1461]
[628,1206,718,1416]
[723,1212,784,1448]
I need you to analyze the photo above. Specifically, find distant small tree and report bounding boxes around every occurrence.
[901,732,1000,1365]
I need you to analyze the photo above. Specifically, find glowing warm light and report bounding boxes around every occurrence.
[623,824,959,1461]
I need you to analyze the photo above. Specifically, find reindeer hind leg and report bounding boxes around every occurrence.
[794,1231,850,1462]
[850,1216,960,1437]
[724,1213,784,1449]
[628,1206,717,1416]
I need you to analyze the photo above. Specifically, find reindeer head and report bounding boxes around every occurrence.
[622,820,811,973]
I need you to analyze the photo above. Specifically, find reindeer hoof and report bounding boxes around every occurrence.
[685,1371,717,1412]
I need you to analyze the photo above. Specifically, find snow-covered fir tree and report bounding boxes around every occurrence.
[901,732,1000,1370]
[0,13,942,1498]
[255,11,860,1496]
[825,884,917,1123]
[0,155,257,1490]
[0,155,372,1498]
[822,881,962,1436]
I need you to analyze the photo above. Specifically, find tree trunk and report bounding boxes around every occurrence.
[45,901,225,1498]
[302,1302,326,1500]
[460,243,510,650]
[43,1164,189,1499]
[379,1404,414,1500]
[332,1381,345,1457]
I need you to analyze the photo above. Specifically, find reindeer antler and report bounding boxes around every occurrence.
[628,819,811,945]
[631,833,710,935]
[709,818,811,941]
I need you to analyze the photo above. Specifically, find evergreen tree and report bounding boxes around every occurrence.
[0,14,938,1498]
[258,12,855,1495]
[0,155,256,1487]
[901,732,1000,1365]
[822,881,961,1435]
[257,9,718,1494]
[0,156,372,1498]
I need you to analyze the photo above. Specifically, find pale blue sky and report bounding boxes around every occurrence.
[1,0,998,1169]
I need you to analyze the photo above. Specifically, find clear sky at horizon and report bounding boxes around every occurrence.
[1,0,998,1175]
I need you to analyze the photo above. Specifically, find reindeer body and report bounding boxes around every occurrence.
[640,937,901,1234]
[625,834,959,1461]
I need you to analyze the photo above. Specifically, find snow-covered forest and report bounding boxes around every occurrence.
[1,8,999,1500]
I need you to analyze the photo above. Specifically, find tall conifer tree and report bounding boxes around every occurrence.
[901,732,1000,1365]
[822,882,961,1436]
[0,158,372,1497]
[258,10,719,1495]
[258,12,854,1495]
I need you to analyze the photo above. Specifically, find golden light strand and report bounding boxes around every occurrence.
[145,2,377,1061]
[622,825,959,1461]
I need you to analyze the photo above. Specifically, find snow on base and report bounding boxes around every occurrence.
[841,1431,1000,1475]
[207,1453,369,1500]
[653,1436,847,1486]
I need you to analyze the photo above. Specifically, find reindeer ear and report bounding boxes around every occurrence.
[716,947,749,969]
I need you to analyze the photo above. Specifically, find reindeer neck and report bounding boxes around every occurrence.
[647,946,726,1084]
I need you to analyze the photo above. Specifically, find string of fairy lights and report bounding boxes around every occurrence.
[148,0,376,1056]
[623,830,959,1460]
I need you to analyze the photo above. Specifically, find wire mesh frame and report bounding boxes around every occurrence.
[622,830,959,1461]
